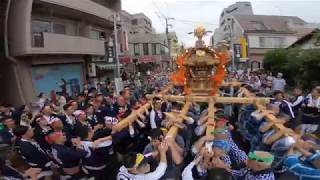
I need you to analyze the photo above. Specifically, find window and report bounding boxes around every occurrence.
[160,45,166,55]
[259,37,285,48]
[134,43,140,56]
[143,43,149,55]
[156,44,161,54]
[52,23,66,34]
[32,20,51,33]
[31,20,50,47]
[152,43,157,55]
[251,21,268,31]
[132,19,138,25]
[90,30,100,39]
[32,20,66,34]
[90,30,105,40]
[32,32,43,47]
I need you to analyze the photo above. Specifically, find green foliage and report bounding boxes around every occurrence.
[263,48,320,90]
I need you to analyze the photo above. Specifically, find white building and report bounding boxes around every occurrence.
[213,2,314,70]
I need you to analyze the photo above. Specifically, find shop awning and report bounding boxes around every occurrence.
[96,63,122,70]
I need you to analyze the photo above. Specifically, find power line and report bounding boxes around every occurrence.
[162,1,171,16]
[173,19,219,26]
[155,12,165,26]
[151,0,166,18]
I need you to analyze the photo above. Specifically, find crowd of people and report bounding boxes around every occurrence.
[0,70,319,180]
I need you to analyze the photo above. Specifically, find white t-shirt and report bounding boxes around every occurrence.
[117,162,167,180]
[272,78,286,91]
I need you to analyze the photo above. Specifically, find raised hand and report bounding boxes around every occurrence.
[158,141,169,153]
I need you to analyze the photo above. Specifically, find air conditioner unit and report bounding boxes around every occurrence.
[88,63,96,77]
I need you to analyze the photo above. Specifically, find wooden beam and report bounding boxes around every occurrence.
[159,84,173,95]
[112,102,151,133]
[146,94,270,104]
[112,84,174,133]
[206,97,215,138]
[221,81,242,87]
[241,87,305,150]
[166,101,192,138]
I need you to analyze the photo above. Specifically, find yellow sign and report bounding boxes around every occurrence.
[240,37,247,59]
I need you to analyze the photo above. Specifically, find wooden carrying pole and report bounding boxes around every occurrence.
[113,84,173,132]
[112,102,151,132]
[146,94,269,104]
[166,101,192,138]
[221,81,242,87]
[206,97,215,138]
[241,87,304,149]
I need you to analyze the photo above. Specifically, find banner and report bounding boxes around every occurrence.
[240,37,248,62]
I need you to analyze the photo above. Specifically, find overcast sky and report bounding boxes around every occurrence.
[122,0,320,47]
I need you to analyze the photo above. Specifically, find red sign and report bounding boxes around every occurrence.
[139,56,158,63]
[119,57,132,64]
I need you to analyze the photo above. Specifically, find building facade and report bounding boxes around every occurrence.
[213,2,313,70]
[289,29,320,49]
[119,11,170,75]
[212,1,253,46]
[0,0,121,106]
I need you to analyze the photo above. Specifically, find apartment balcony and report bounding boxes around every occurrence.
[20,32,105,56]
[38,0,115,22]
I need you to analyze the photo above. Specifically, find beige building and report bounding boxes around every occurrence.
[289,29,320,49]
[213,2,314,70]
[119,11,170,74]
[230,15,313,69]
[0,0,121,106]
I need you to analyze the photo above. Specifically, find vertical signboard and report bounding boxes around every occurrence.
[240,37,248,62]
[233,44,241,62]
[114,78,123,96]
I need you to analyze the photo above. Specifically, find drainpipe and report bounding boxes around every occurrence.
[3,0,27,104]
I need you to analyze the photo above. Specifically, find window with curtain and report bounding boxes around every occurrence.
[152,43,157,55]
[52,23,66,34]
[143,43,149,55]
[134,43,140,56]
[259,37,285,48]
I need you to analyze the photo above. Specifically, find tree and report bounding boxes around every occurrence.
[263,48,320,90]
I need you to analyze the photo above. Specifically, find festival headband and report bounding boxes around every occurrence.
[48,117,61,124]
[45,132,63,144]
[160,128,168,134]
[134,153,145,168]
[248,152,274,164]
[212,140,231,153]
[211,127,228,135]
[74,110,86,118]
[104,116,118,125]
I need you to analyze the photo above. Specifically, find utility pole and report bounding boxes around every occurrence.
[113,12,120,78]
[165,17,174,70]
[227,18,235,71]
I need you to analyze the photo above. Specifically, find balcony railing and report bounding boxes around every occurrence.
[29,32,105,55]
[39,0,115,22]
[32,32,44,47]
